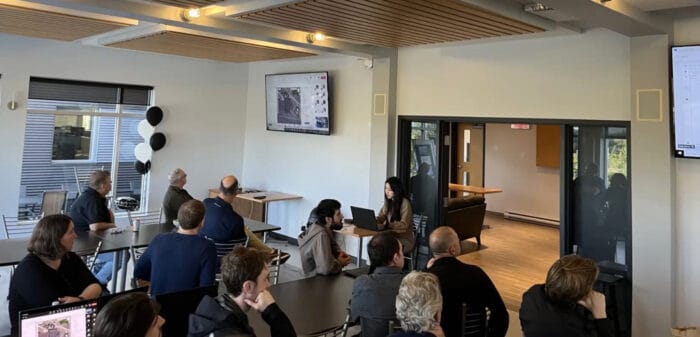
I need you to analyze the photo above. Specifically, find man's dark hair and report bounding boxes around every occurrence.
[177,199,205,230]
[94,292,159,337]
[221,247,269,296]
[315,199,341,225]
[368,231,401,267]
[219,177,239,196]
[28,214,73,259]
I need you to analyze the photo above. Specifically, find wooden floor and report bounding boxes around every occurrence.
[457,213,560,312]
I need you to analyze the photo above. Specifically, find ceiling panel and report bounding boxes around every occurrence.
[147,0,226,8]
[234,0,545,47]
[107,31,315,63]
[0,4,130,41]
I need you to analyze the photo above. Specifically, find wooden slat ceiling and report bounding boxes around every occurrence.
[107,31,315,63]
[147,0,226,8]
[235,0,545,47]
[0,4,130,41]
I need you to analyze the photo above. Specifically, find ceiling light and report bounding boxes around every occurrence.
[306,33,325,43]
[181,8,200,21]
[523,2,552,12]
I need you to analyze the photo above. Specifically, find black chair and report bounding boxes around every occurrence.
[155,285,219,337]
[205,236,248,281]
[462,303,490,337]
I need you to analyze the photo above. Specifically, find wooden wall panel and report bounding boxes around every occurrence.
[536,124,560,169]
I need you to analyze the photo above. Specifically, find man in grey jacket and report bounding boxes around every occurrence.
[298,199,351,276]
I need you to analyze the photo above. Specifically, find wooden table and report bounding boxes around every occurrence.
[208,189,302,223]
[248,275,354,337]
[448,183,503,195]
[335,225,380,267]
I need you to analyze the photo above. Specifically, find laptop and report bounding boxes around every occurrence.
[350,206,383,231]
[19,298,99,337]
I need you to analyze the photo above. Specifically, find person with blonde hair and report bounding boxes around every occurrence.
[389,271,445,337]
[520,255,613,337]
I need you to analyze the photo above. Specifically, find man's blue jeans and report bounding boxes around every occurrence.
[92,251,129,285]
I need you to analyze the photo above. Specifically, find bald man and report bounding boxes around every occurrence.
[427,227,509,337]
[200,175,288,264]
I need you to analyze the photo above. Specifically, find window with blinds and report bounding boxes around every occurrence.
[18,77,154,218]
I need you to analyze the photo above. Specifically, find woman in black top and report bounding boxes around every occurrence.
[8,214,102,334]
[94,292,165,337]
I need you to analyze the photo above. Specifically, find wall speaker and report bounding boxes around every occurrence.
[373,93,387,116]
[636,89,662,122]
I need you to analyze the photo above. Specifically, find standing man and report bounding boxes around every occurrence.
[351,231,406,337]
[70,170,119,286]
[298,199,351,276]
[188,247,297,337]
[162,168,193,226]
[200,175,289,264]
[134,199,217,296]
[427,227,509,337]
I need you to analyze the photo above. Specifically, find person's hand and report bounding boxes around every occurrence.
[577,290,607,319]
[430,325,446,337]
[426,257,437,269]
[338,251,349,259]
[244,290,275,312]
[338,254,352,267]
[58,296,81,304]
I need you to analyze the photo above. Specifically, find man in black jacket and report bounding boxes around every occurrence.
[427,226,509,337]
[188,247,296,337]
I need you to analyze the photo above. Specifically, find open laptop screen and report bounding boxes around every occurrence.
[19,298,98,337]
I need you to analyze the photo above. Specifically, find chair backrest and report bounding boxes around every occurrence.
[462,303,489,337]
[2,215,36,239]
[77,240,103,270]
[40,190,68,216]
[135,209,163,226]
[209,237,249,258]
[405,214,429,270]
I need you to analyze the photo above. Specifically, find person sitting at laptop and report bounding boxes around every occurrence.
[94,292,165,337]
[8,214,103,335]
[133,199,217,296]
[377,176,414,253]
[351,231,406,337]
[299,199,352,276]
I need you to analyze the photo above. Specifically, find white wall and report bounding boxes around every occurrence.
[397,29,630,120]
[0,33,249,225]
[241,55,375,241]
[672,16,700,327]
[484,124,560,221]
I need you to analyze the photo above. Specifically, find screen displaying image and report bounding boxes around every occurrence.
[671,45,700,158]
[266,72,330,135]
[20,301,97,337]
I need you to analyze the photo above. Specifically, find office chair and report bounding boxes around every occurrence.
[2,215,36,239]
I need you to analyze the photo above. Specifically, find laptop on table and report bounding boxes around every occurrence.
[350,206,384,231]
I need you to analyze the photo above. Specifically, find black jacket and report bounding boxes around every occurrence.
[188,294,296,337]
[428,257,509,337]
[520,284,614,337]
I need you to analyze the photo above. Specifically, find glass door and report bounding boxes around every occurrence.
[563,123,631,337]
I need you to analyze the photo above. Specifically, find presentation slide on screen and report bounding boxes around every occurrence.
[266,73,329,133]
[21,307,90,337]
[672,46,700,158]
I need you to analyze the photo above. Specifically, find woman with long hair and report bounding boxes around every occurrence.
[377,176,414,253]
[8,214,102,335]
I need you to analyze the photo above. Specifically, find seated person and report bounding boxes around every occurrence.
[377,177,414,253]
[69,170,122,285]
[427,227,508,337]
[200,175,289,264]
[162,167,193,226]
[351,231,406,337]
[304,199,347,260]
[94,292,165,337]
[134,200,217,296]
[298,199,351,276]
[389,271,445,337]
[8,214,102,335]
[520,255,613,337]
[188,247,296,337]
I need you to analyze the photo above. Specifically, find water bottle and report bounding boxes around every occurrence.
[133,218,141,232]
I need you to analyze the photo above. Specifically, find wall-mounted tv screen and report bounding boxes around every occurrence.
[671,45,700,159]
[265,72,330,135]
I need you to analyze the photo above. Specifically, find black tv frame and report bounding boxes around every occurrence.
[264,71,332,136]
[669,44,700,159]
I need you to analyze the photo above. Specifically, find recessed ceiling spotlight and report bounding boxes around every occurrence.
[181,8,200,21]
[306,32,326,43]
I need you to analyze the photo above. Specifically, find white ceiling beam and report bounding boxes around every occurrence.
[76,22,165,46]
[223,0,300,17]
[458,0,562,32]
[538,0,672,36]
[22,0,393,58]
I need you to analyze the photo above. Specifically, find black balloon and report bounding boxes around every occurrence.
[146,106,163,126]
[134,160,150,174]
[150,132,166,151]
